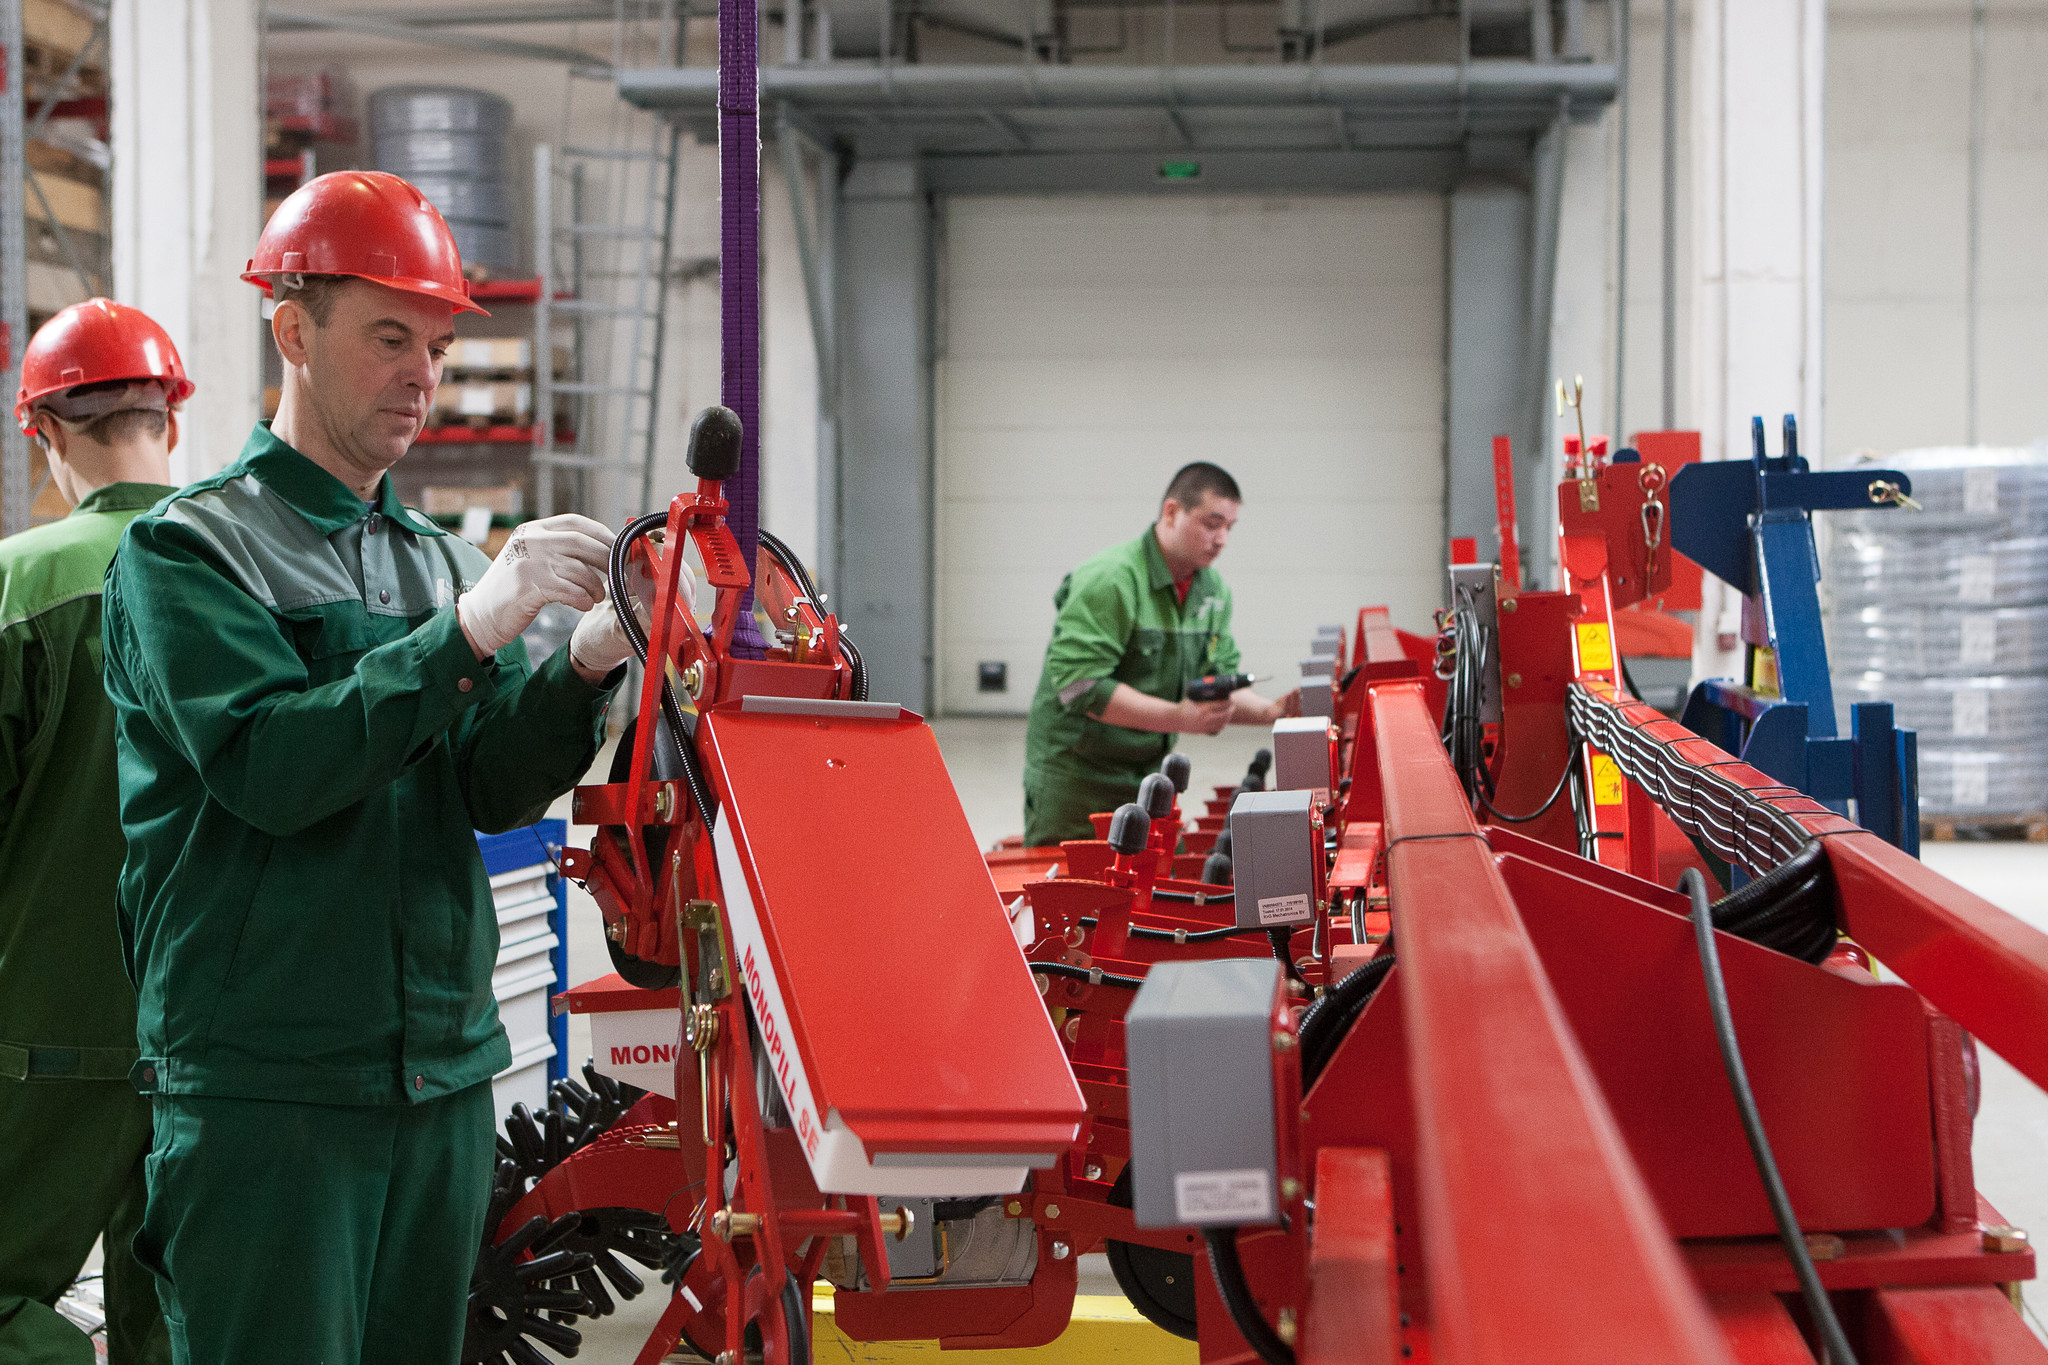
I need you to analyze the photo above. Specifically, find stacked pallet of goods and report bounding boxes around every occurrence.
[1827,447,2048,840]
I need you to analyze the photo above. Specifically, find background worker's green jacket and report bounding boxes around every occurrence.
[0,482,175,1080]
[1023,527,1240,846]
[102,426,617,1107]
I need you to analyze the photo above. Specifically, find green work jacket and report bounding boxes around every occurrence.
[102,425,616,1107]
[0,481,177,1084]
[1024,526,1240,784]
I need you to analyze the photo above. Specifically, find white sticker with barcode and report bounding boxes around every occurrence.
[1174,1169,1273,1224]
[1256,893,1312,926]
[1965,466,2001,515]
[1953,689,1991,738]
[1960,615,1998,668]
[1954,759,1991,808]
[1960,555,1998,604]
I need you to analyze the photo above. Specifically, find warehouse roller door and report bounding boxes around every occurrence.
[936,192,1446,715]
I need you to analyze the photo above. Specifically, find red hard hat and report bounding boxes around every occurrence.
[15,298,196,434]
[242,170,488,317]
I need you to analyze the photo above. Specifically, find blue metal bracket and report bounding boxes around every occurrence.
[1670,415,1921,857]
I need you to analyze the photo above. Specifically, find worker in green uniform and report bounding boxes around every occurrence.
[1023,462,1298,847]
[100,173,640,1365]
[0,299,189,1365]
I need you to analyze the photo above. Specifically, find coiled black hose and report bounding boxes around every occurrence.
[1709,840,1837,965]
[610,515,719,831]
[1297,950,1397,1090]
[1202,1228,1294,1365]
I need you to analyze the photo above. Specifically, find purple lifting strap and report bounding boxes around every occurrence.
[719,0,767,651]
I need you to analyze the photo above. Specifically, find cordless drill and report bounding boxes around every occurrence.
[1185,671,1253,702]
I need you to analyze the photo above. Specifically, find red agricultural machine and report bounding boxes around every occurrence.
[459,397,2048,1365]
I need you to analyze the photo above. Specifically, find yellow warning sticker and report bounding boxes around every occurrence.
[1591,753,1625,806]
[1576,621,1615,672]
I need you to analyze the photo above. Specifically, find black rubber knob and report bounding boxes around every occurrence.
[1161,753,1191,794]
[1213,826,1232,857]
[1107,803,1151,857]
[1239,748,1272,792]
[1201,851,1233,886]
[1138,773,1176,821]
[686,405,744,481]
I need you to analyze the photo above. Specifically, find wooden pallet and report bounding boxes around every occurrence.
[1922,811,2048,843]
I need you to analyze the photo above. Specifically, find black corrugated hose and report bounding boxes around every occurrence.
[1202,1228,1295,1365]
[1297,949,1397,1090]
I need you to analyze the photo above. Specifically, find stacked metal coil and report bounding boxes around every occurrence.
[1826,446,2048,817]
[370,86,515,274]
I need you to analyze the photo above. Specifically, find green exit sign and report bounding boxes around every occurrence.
[1157,160,1202,182]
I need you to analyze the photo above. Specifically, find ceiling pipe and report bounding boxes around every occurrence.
[618,59,1614,110]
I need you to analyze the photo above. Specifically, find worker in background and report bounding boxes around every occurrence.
[1023,461,1298,847]
[0,300,186,1365]
[100,172,638,1365]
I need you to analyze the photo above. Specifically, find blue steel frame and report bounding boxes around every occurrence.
[1670,415,1922,856]
[475,818,571,1084]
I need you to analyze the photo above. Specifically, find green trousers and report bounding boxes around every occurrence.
[1023,761,1153,849]
[0,1075,168,1365]
[133,1083,495,1365]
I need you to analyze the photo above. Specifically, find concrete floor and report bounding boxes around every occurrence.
[547,718,2048,1356]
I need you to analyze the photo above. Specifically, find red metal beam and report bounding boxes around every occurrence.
[1825,831,2048,1094]
[1372,680,1731,1365]
[1855,1285,2048,1364]
[1301,1148,1400,1365]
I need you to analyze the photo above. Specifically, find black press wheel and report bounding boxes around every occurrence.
[1105,1164,1199,1340]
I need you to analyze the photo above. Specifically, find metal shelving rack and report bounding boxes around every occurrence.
[1,0,110,536]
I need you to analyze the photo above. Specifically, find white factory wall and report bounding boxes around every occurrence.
[1824,0,2048,460]
[934,193,1446,716]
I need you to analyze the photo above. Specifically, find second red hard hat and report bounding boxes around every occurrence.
[243,169,489,317]
[15,298,195,434]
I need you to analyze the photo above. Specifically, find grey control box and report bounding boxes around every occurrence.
[1299,656,1335,680]
[1272,716,1333,795]
[1126,957,1283,1229]
[1309,632,1341,658]
[1229,788,1317,929]
[1299,677,1334,717]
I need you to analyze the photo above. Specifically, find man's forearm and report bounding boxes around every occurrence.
[1229,687,1280,725]
[1096,682,1186,733]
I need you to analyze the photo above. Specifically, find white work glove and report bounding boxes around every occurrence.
[457,514,615,657]
[567,557,697,677]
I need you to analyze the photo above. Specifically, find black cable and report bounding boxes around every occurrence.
[609,516,719,831]
[1476,744,1578,825]
[1680,868,1859,1365]
[1202,1229,1294,1365]
[1076,915,1260,943]
[1031,961,1145,991]
[1267,927,1304,985]
[758,527,869,702]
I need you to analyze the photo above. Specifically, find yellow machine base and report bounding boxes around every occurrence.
[811,1292,1198,1364]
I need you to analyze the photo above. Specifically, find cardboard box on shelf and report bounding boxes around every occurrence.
[420,484,524,518]
[24,0,95,67]
[447,337,532,372]
[432,382,532,425]
[26,172,101,234]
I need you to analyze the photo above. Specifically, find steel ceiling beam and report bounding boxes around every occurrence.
[263,5,615,68]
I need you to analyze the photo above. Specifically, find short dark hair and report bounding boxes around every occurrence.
[28,379,169,449]
[272,273,353,327]
[1162,462,1241,511]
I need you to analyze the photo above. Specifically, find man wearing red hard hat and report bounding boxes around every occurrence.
[0,299,184,1364]
[99,171,637,1363]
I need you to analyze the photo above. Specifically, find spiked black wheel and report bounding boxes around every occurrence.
[530,1207,677,1320]
[463,1209,598,1365]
